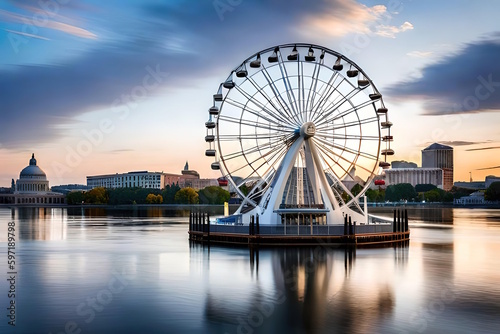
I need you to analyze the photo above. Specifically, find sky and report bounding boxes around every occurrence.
[1,0,500,186]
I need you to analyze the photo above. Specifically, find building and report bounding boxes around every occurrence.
[422,143,453,191]
[391,160,418,169]
[385,168,443,188]
[485,175,500,188]
[0,153,65,205]
[51,184,93,194]
[454,191,487,205]
[87,162,219,191]
[87,171,166,189]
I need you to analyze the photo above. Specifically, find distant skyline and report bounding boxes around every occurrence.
[1,0,500,186]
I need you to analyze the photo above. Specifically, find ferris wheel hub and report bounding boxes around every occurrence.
[300,122,316,139]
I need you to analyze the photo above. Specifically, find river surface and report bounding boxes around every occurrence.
[1,206,500,334]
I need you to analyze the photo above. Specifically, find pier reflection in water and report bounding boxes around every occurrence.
[1,206,500,333]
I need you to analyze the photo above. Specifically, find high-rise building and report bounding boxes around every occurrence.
[422,143,453,191]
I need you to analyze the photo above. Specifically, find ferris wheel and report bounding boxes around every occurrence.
[205,43,393,224]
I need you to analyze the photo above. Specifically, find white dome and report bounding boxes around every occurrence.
[19,154,47,179]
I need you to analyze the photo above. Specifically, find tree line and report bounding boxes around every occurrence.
[364,182,500,203]
[66,184,230,205]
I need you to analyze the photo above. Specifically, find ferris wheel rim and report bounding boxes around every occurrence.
[206,43,392,206]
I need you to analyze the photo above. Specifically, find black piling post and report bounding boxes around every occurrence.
[393,210,397,233]
[349,216,353,236]
[189,211,192,232]
[405,209,409,232]
[207,212,210,242]
[250,215,254,235]
[353,221,356,236]
[202,212,205,232]
[397,209,401,233]
[256,214,260,235]
[344,214,348,235]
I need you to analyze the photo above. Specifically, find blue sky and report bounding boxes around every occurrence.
[1,0,500,185]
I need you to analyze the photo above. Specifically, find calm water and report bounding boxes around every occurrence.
[1,206,500,334]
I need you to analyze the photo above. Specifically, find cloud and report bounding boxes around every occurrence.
[301,0,412,39]
[0,0,418,149]
[0,7,96,39]
[476,165,500,171]
[4,28,49,40]
[375,21,413,38]
[406,50,433,58]
[388,34,500,115]
[301,1,387,37]
[431,141,487,147]
[466,146,500,152]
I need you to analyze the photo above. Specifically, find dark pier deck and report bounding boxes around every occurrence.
[188,209,410,247]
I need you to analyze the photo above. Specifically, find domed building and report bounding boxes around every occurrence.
[15,154,50,193]
[0,153,65,205]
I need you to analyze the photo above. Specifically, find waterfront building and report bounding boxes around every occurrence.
[51,184,93,194]
[422,143,453,191]
[385,168,443,188]
[453,181,485,190]
[0,154,65,205]
[454,191,487,205]
[87,171,166,189]
[485,175,500,188]
[88,162,219,191]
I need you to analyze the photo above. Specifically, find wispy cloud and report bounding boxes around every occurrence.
[0,8,96,39]
[407,50,433,58]
[375,21,413,38]
[466,146,500,152]
[301,0,412,39]
[476,165,500,171]
[4,28,49,40]
[432,141,487,147]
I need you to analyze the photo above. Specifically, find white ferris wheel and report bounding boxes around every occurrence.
[205,43,393,225]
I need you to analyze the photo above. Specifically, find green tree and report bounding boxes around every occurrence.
[415,184,437,193]
[175,187,199,204]
[162,183,181,204]
[198,186,230,204]
[84,187,108,204]
[66,191,84,205]
[146,193,163,204]
[485,182,500,201]
[385,183,416,202]
[365,188,385,202]
[351,183,363,197]
[424,188,444,202]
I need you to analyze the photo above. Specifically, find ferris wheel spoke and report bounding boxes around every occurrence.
[218,114,292,133]
[218,132,289,141]
[312,142,358,199]
[224,139,290,182]
[312,83,361,125]
[260,64,301,125]
[316,116,379,133]
[315,98,377,128]
[245,75,297,127]
[305,61,323,121]
[309,73,345,123]
[223,135,292,162]
[313,137,378,173]
[223,97,289,129]
[277,52,301,122]
[230,86,295,129]
[315,132,380,141]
